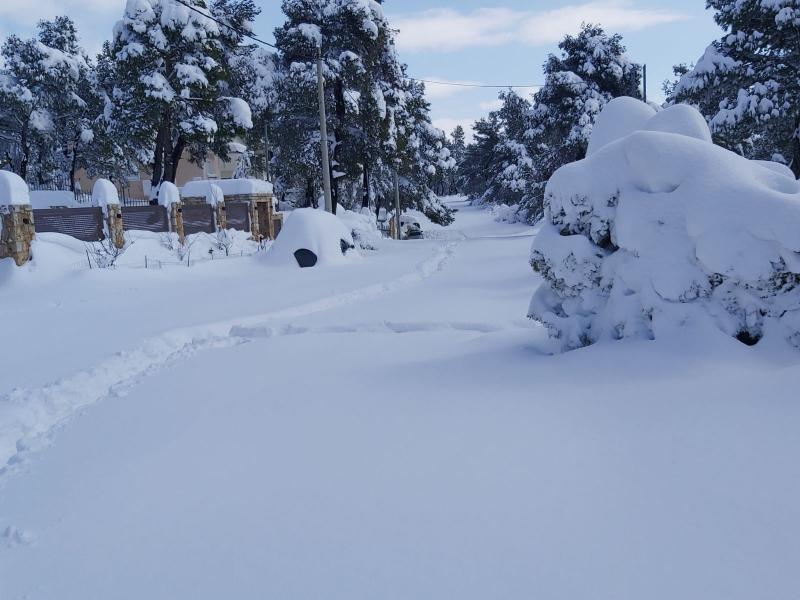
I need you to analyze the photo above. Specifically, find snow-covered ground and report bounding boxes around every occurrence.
[1,198,799,599]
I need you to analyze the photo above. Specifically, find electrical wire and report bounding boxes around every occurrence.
[170,0,546,91]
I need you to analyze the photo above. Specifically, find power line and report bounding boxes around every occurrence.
[170,0,544,91]
[414,79,543,89]
[171,0,280,50]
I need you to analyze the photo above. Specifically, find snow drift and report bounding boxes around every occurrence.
[529,98,800,350]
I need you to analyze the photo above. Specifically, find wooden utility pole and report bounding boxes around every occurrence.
[317,45,333,213]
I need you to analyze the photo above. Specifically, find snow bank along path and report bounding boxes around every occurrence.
[0,239,457,473]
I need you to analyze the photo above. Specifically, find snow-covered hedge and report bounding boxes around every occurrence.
[529,98,800,350]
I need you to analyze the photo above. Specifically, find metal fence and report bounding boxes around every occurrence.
[122,205,169,233]
[225,201,250,232]
[34,207,105,242]
[182,204,215,235]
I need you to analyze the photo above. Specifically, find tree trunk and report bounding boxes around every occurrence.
[19,121,29,180]
[792,115,800,179]
[361,162,370,209]
[151,115,168,192]
[330,79,347,216]
[69,136,79,192]
[166,136,186,183]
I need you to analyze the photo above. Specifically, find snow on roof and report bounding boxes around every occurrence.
[0,170,30,206]
[92,179,120,210]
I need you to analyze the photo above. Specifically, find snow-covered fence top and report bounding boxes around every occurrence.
[529,97,800,351]
[0,171,31,206]
[181,178,273,202]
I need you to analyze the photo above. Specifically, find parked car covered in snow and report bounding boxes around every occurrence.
[399,215,423,239]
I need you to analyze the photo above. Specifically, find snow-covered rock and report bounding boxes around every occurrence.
[0,171,30,206]
[266,208,356,268]
[158,182,181,208]
[530,99,800,351]
[92,179,120,212]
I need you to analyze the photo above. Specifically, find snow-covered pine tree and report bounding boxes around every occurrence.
[524,24,642,218]
[671,0,800,176]
[0,18,90,184]
[392,77,455,225]
[460,91,533,216]
[274,0,405,214]
[445,125,466,194]
[108,0,254,194]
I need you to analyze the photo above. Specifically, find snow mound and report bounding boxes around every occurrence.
[92,179,119,210]
[266,208,356,268]
[0,171,30,206]
[158,182,181,208]
[529,103,800,351]
[643,104,711,142]
[181,181,224,206]
[586,97,656,157]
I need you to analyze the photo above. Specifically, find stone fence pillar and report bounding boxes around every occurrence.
[170,202,185,244]
[215,200,227,231]
[106,203,125,249]
[0,204,35,266]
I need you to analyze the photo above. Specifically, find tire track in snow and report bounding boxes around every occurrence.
[0,242,457,477]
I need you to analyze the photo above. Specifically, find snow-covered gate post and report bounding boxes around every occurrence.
[0,171,35,266]
[159,183,184,244]
[93,179,125,249]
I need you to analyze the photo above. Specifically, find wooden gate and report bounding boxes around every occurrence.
[182,204,215,235]
[122,205,169,233]
[225,201,251,232]
[33,207,105,242]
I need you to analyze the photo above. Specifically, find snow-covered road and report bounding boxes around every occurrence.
[2,199,799,599]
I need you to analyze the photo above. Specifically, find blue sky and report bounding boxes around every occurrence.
[1,0,723,140]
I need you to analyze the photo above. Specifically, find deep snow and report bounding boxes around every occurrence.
[0,198,798,599]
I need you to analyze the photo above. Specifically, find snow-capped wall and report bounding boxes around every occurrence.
[529,98,800,350]
[181,181,224,206]
[0,171,30,206]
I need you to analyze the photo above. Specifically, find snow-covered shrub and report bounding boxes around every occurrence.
[338,209,382,250]
[491,203,525,224]
[529,98,800,351]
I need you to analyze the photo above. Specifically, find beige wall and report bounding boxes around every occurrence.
[76,150,240,199]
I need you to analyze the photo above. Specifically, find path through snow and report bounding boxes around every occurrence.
[1,199,798,600]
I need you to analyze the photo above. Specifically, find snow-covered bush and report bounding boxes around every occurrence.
[529,98,800,351]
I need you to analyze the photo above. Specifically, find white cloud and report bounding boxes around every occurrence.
[478,99,505,111]
[393,1,686,53]
[432,117,476,143]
